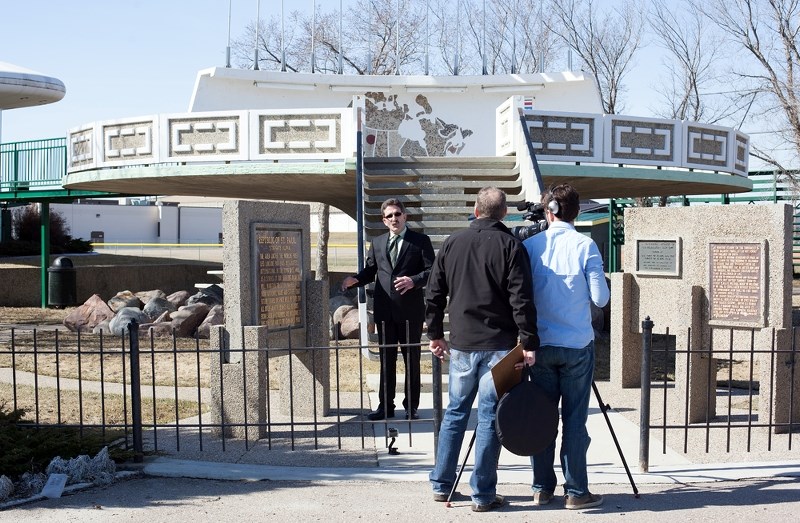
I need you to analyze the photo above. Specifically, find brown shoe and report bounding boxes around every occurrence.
[471,494,505,512]
[565,493,603,510]
[532,491,554,506]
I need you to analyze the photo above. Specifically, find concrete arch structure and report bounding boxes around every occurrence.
[62,68,751,217]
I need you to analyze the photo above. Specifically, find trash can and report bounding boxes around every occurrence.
[48,256,77,308]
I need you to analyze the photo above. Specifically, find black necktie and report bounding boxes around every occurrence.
[389,236,399,267]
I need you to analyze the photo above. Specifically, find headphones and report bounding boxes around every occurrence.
[545,192,560,216]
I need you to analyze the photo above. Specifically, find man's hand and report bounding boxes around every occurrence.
[429,338,449,360]
[340,276,358,292]
[393,276,414,294]
[514,350,536,369]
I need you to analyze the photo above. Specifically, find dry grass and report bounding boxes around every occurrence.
[1,382,205,426]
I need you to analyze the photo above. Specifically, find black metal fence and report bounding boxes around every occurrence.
[639,317,799,471]
[0,322,443,463]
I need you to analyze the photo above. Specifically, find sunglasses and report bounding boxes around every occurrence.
[383,211,403,219]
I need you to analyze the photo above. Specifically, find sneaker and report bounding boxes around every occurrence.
[433,492,449,502]
[565,493,603,510]
[532,491,554,506]
[471,494,505,512]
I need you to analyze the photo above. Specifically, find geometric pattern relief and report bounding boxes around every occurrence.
[261,114,341,154]
[686,125,727,166]
[105,122,154,159]
[170,118,239,156]
[611,120,675,160]
[528,116,594,157]
[734,132,749,174]
[69,129,94,166]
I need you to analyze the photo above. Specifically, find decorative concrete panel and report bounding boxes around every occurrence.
[683,122,731,171]
[732,131,749,177]
[164,111,247,162]
[605,116,681,167]
[95,116,159,168]
[258,114,341,156]
[67,124,97,170]
[525,111,602,162]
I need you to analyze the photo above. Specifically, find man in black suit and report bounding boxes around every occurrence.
[342,198,435,420]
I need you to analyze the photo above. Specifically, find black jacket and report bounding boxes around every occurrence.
[425,218,539,351]
[352,228,435,325]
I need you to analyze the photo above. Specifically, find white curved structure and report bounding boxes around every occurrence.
[0,62,65,110]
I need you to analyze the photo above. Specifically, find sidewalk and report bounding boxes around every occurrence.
[140,376,800,488]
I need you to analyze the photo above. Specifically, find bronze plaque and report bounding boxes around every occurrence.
[708,242,762,323]
[636,240,679,275]
[252,225,304,330]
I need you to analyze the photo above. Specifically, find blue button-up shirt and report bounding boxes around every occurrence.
[523,221,609,349]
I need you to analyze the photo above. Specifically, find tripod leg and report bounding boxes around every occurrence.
[592,381,640,498]
[446,430,477,507]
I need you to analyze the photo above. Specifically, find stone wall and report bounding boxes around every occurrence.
[0,263,218,307]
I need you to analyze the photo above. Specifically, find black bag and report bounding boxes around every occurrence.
[495,366,559,456]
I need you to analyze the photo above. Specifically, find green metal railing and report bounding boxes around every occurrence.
[0,137,67,191]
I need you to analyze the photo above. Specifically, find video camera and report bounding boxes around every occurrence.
[511,200,548,241]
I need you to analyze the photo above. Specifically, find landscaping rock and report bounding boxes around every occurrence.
[134,289,166,305]
[108,307,150,337]
[108,291,143,313]
[143,297,176,321]
[339,307,362,339]
[186,284,223,307]
[166,290,191,308]
[63,294,115,333]
[171,303,211,337]
[196,304,224,339]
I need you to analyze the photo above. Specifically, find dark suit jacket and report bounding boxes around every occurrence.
[353,228,435,325]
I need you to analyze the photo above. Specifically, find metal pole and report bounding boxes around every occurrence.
[311,0,316,72]
[639,316,654,472]
[129,319,144,463]
[226,0,232,67]
[432,352,443,459]
[254,0,261,70]
[281,0,287,71]
[40,202,50,309]
[338,0,343,73]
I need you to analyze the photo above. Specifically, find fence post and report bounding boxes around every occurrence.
[128,319,144,463]
[431,353,443,460]
[639,316,654,472]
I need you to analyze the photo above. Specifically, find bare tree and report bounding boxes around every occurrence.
[316,203,330,281]
[702,0,800,178]
[548,0,646,114]
[649,0,731,123]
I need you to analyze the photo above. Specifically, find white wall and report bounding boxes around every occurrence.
[51,202,350,243]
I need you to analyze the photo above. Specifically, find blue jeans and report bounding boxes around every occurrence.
[430,348,504,505]
[529,342,595,498]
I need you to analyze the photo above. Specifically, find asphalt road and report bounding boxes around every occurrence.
[4,474,800,522]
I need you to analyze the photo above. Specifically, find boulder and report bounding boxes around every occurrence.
[195,304,224,339]
[166,290,191,308]
[108,291,143,313]
[63,294,115,333]
[329,294,354,313]
[170,303,211,337]
[143,297,177,321]
[186,284,223,307]
[340,307,362,339]
[139,322,174,338]
[154,310,172,323]
[92,319,112,335]
[108,307,150,337]
[135,289,167,305]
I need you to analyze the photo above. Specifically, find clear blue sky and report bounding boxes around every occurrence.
[0,0,342,143]
[0,0,698,154]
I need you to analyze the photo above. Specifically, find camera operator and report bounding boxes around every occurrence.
[520,183,609,510]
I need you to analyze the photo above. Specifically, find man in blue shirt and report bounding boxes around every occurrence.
[522,183,609,510]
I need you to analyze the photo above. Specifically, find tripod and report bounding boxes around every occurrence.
[592,381,639,498]
[446,380,639,506]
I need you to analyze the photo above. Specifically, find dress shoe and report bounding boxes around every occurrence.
[405,409,419,420]
[367,407,395,420]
